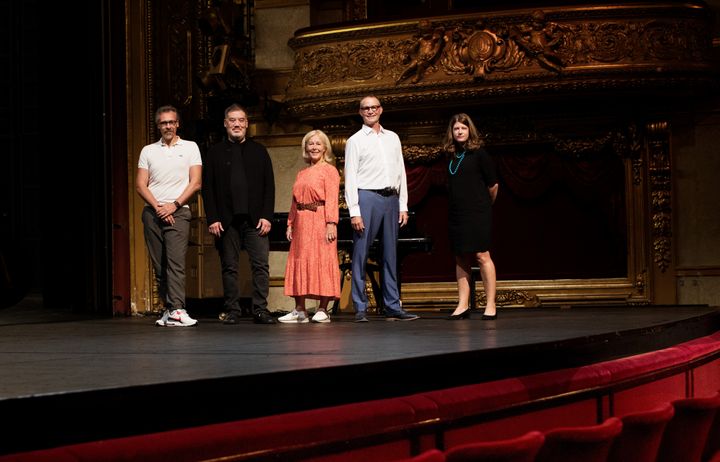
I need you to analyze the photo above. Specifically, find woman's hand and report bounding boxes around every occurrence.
[326,222,337,243]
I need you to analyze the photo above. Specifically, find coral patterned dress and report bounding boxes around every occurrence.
[284,162,341,298]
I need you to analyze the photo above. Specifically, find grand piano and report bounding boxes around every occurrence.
[269,211,432,313]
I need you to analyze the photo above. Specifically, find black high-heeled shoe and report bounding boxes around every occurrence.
[481,312,497,320]
[446,308,471,320]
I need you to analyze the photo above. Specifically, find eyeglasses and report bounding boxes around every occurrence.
[158,120,178,126]
[360,105,381,113]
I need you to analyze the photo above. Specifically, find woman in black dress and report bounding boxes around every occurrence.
[443,113,499,320]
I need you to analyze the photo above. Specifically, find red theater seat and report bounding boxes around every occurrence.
[444,431,544,462]
[704,405,720,461]
[391,449,446,462]
[607,401,674,462]
[535,417,622,462]
[656,391,720,462]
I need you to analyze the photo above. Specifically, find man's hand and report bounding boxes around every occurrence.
[399,211,409,227]
[156,203,177,225]
[351,216,364,235]
[208,221,224,237]
[257,218,271,236]
[156,202,177,220]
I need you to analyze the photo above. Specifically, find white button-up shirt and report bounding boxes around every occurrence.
[344,124,408,217]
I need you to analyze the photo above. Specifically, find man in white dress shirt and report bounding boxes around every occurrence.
[344,96,419,322]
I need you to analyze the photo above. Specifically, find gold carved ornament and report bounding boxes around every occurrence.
[288,9,709,90]
[477,289,539,308]
[646,122,672,273]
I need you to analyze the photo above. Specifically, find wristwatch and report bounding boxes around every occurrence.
[173,200,181,209]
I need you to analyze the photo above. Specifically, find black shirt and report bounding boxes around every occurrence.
[229,141,249,215]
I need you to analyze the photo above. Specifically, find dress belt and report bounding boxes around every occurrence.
[296,200,325,211]
[365,187,399,197]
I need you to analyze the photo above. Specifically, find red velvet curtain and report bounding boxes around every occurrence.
[400,148,627,283]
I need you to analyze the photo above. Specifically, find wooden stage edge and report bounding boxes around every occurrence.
[0,301,718,455]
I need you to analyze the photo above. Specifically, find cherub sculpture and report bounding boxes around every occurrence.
[511,10,565,72]
[397,20,445,84]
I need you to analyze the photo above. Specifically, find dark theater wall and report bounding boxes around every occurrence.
[2,1,123,314]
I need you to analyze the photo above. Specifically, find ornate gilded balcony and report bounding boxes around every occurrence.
[286,2,716,120]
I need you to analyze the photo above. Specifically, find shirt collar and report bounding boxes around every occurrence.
[227,136,247,145]
[361,124,384,135]
[158,136,182,147]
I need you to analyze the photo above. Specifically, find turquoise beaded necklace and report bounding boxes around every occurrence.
[448,151,466,175]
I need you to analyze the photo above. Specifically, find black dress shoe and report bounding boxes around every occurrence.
[253,311,277,324]
[385,311,419,321]
[481,313,497,320]
[223,312,241,325]
[446,308,471,320]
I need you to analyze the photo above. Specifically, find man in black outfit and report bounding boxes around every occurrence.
[203,103,276,324]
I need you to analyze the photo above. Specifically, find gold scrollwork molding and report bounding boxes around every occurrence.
[403,144,444,164]
[476,289,539,308]
[549,127,640,159]
[286,4,714,120]
[628,123,644,186]
[646,121,672,272]
[634,269,646,294]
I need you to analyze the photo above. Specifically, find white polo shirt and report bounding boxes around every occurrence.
[138,137,202,206]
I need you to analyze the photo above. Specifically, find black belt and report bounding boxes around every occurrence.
[365,187,399,197]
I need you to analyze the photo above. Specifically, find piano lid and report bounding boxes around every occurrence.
[268,211,431,254]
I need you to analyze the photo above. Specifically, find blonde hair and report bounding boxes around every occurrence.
[301,130,334,163]
[442,113,484,154]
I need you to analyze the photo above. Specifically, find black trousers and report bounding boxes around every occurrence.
[216,215,270,315]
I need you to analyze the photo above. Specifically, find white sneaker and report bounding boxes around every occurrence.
[278,310,309,323]
[163,309,198,327]
[311,311,331,323]
[155,310,170,326]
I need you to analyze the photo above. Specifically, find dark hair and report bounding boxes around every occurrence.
[224,103,248,118]
[154,105,179,124]
[442,113,484,154]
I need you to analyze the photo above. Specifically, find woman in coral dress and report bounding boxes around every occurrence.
[279,130,341,323]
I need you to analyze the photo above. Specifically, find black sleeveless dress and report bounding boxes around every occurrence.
[447,148,498,254]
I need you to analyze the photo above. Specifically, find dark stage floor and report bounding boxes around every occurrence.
[0,296,719,455]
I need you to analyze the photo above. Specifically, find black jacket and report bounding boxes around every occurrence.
[202,137,275,228]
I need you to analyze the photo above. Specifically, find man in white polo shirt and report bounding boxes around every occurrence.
[136,105,203,326]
